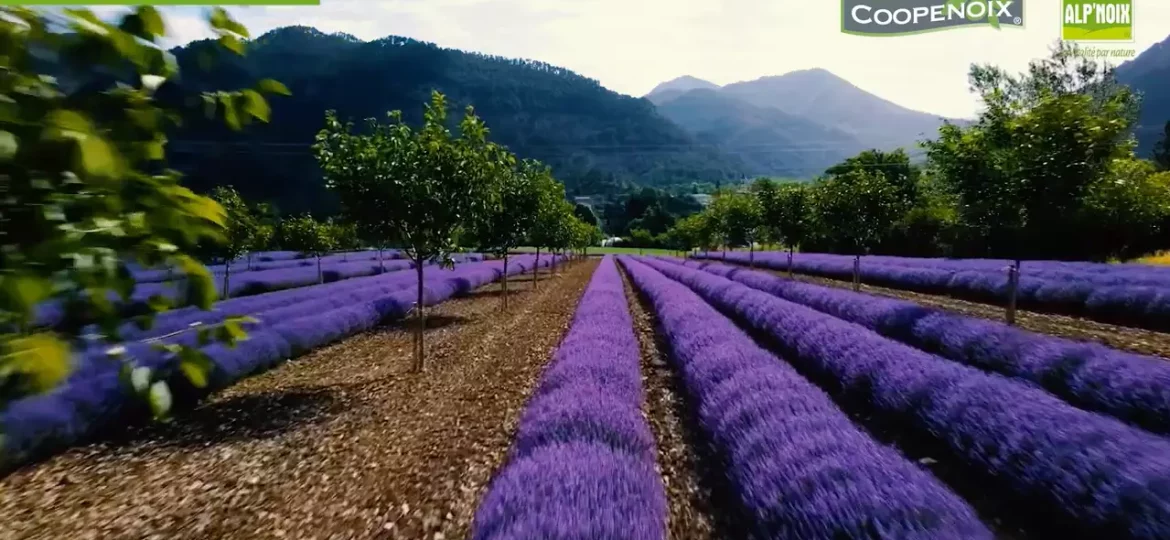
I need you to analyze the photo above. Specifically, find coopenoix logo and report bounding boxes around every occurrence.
[842,0,1025,36]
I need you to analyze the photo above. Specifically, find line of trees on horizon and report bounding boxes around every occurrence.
[630,42,1170,265]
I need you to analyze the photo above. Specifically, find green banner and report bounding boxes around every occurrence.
[1062,0,1133,41]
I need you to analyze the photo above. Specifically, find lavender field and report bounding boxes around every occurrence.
[1,254,557,472]
[469,255,1170,540]
[7,253,1170,540]
[696,251,1170,331]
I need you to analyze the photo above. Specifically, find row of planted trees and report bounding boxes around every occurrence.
[199,187,372,298]
[1,6,602,419]
[313,91,602,372]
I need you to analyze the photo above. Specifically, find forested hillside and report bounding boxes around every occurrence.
[167,26,748,215]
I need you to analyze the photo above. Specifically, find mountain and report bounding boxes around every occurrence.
[720,69,959,151]
[166,27,748,216]
[1116,33,1170,157]
[644,69,964,171]
[645,75,720,105]
[654,88,865,177]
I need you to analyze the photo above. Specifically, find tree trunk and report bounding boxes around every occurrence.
[222,263,230,300]
[533,248,540,291]
[414,260,426,372]
[378,248,384,272]
[502,253,509,311]
[552,250,558,275]
[248,252,253,271]
[787,247,795,278]
[857,255,862,291]
[317,255,323,284]
[749,242,755,268]
[1006,260,1021,326]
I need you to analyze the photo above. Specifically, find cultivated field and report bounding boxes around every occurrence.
[5,253,1170,539]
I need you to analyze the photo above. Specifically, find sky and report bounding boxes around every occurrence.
[96,0,1170,119]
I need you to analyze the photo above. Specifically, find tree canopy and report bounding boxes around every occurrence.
[0,6,282,414]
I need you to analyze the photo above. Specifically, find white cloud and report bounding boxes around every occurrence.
[156,0,1169,119]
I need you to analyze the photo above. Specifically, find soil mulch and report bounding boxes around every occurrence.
[743,268,1170,359]
[620,266,725,540]
[0,261,598,540]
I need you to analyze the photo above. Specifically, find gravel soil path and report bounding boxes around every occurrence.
[748,268,1170,359]
[0,261,598,540]
[620,266,728,540]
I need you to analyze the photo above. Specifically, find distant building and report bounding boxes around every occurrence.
[572,196,594,208]
[692,193,713,207]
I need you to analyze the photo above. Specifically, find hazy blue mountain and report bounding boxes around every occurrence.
[1116,33,1170,157]
[718,69,962,151]
[644,69,964,176]
[646,75,721,105]
[654,88,866,177]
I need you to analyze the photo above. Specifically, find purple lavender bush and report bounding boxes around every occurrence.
[621,257,990,539]
[667,257,1170,435]
[471,256,666,540]
[693,252,1170,331]
[1,255,558,473]
[642,256,1170,539]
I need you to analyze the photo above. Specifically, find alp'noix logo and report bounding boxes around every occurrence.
[1061,0,1133,41]
[841,0,1024,36]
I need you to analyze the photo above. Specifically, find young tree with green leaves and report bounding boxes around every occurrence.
[206,186,260,300]
[468,156,542,311]
[527,174,569,289]
[812,170,906,290]
[0,6,285,420]
[280,215,333,284]
[248,223,275,271]
[545,201,577,275]
[714,191,763,266]
[672,212,718,256]
[924,41,1137,262]
[1153,121,1170,172]
[313,92,498,372]
[326,218,361,262]
[772,183,812,276]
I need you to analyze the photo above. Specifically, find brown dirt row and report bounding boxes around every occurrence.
[619,267,720,540]
[0,262,597,540]
[738,267,1170,359]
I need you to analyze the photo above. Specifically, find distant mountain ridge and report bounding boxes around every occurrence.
[654,88,867,177]
[165,26,749,215]
[646,69,965,172]
[1116,33,1170,157]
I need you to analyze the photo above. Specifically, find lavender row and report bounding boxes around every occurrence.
[112,257,469,343]
[32,258,414,329]
[34,253,483,329]
[668,257,1170,435]
[69,255,550,383]
[130,249,409,282]
[695,252,1170,331]
[716,251,1170,288]
[620,258,990,538]
[859,254,1170,287]
[472,256,666,540]
[640,257,1170,539]
[1,255,559,473]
